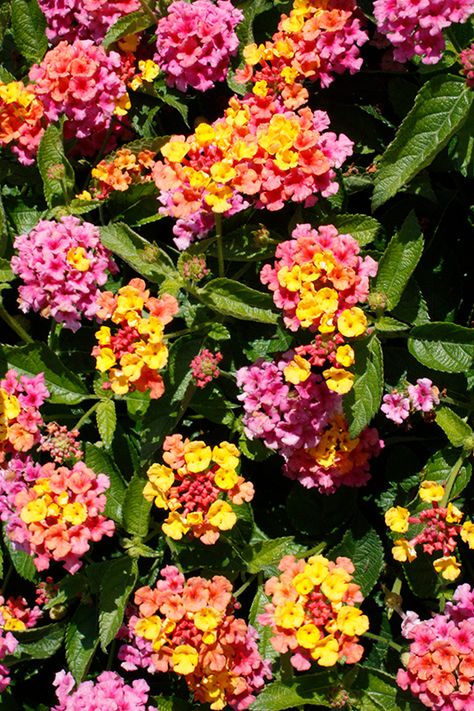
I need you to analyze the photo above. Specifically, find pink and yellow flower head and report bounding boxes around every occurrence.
[38,0,140,44]
[51,670,157,711]
[258,554,368,670]
[0,594,42,634]
[119,566,271,710]
[143,435,254,544]
[92,279,179,399]
[0,370,49,459]
[0,81,46,165]
[385,482,474,580]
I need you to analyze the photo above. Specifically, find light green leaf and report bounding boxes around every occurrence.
[375,316,410,332]
[408,322,474,372]
[103,10,153,47]
[65,604,99,682]
[422,447,471,497]
[99,557,138,651]
[198,278,278,324]
[245,537,305,575]
[435,407,474,449]
[329,519,384,596]
[329,214,381,246]
[0,258,14,283]
[96,399,117,449]
[84,443,126,525]
[11,0,47,64]
[249,586,279,662]
[37,124,75,208]
[100,223,175,283]
[372,77,473,209]
[343,334,384,438]
[250,674,333,710]
[375,212,424,310]
[123,472,152,538]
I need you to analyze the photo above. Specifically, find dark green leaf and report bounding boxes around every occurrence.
[15,623,65,659]
[11,0,47,64]
[3,528,38,582]
[329,214,381,246]
[103,10,153,47]
[422,447,471,498]
[249,585,279,662]
[245,537,305,575]
[37,124,75,208]
[343,334,384,437]
[123,472,152,538]
[408,322,474,372]
[250,674,333,710]
[198,278,278,324]
[353,668,424,710]
[99,556,138,651]
[84,443,126,524]
[100,223,176,283]
[329,518,384,596]
[375,316,410,332]
[96,399,117,449]
[65,604,99,682]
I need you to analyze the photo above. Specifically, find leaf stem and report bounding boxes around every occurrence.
[234,574,257,599]
[215,214,225,277]
[297,541,326,559]
[0,303,33,343]
[441,453,465,506]
[365,631,403,653]
[75,401,100,430]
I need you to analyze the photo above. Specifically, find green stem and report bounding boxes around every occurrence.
[1,565,13,595]
[75,401,100,430]
[0,303,33,343]
[215,214,225,277]
[297,541,326,559]
[234,574,257,599]
[441,453,465,506]
[365,632,403,653]
[48,321,62,352]
[106,639,117,671]
[280,652,294,683]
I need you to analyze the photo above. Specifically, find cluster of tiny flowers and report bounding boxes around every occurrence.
[373,0,474,64]
[143,435,254,544]
[0,370,49,458]
[261,223,378,394]
[51,670,157,711]
[397,584,474,709]
[155,0,243,92]
[0,594,41,691]
[238,0,368,108]
[38,422,83,464]
[153,92,353,248]
[460,44,474,88]
[381,378,440,424]
[385,481,474,581]
[181,253,209,282]
[0,81,46,165]
[236,358,382,494]
[29,40,128,140]
[11,216,117,331]
[38,0,140,44]
[190,348,223,388]
[84,147,157,200]
[6,460,114,573]
[93,279,179,398]
[119,566,271,710]
[0,620,17,693]
[259,554,369,670]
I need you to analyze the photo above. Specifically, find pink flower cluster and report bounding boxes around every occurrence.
[51,670,157,711]
[461,43,474,87]
[381,378,440,424]
[11,216,117,331]
[119,566,271,710]
[0,625,17,694]
[6,460,114,573]
[1,370,49,459]
[0,593,41,693]
[29,40,127,140]
[190,348,223,388]
[155,0,243,92]
[38,0,140,44]
[397,584,474,709]
[374,0,474,64]
[236,357,382,493]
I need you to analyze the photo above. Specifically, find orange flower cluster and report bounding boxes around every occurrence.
[85,147,156,199]
[0,81,46,165]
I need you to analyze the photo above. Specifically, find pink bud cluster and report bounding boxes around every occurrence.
[119,566,271,710]
[38,0,140,44]
[39,422,83,464]
[155,0,243,92]
[1,370,49,459]
[381,378,440,424]
[460,44,474,88]
[190,348,223,388]
[236,357,382,494]
[11,216,117,332]
[51,670,157,711]
[397,584,474,709]
[374,0,474,64]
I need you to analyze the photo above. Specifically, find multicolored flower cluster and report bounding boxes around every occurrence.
[0,81,46,165]
[153,93,353,247]
[385,481,474,580]
[119,566,271,710]
[38,0,140,44]
[0,370,49,459]
[6,460,114,573]
[238,0,368,108]
[143,435,253,544]
[155,0,243,92]
[236,358,382,494]
[38,422,83,464]
[93,279,179,398]
[51,670,157,711]
[374,0,474,64]
[261,223,377,393]
[11,216,116,331]
[397,584,474,709]
[87,146,157,200]
[0,622,17,694]
[0,594,42,633]
[460,43,474,88]
[259,554,368,670]
[190,348,223,388]
[381,378,440,424]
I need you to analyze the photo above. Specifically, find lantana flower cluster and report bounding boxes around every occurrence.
[0,370,49,458]
[397,584,474,709]
[119,566,271,710]
[86,147,157,200]
[0,595,38,692]
[381,377,440,424]
[6,460,114,573]
[51,670,157,711]
[0,81,46,165]
[154,0,243,92]
[143,435,254,544]
[0,623,17,694]
[374,0,474,64]
[190,348,223,388]
[237,358,382,494]
[385,480,474,581]
[239,0,368,108]
[153,92,353,248]
[93,279,179,398]
[38,0,140,44]
[259,554,369,670]
[461,43,474,88]
[38,422,83,464]
[261,223,378,394]
[11,216,117,332]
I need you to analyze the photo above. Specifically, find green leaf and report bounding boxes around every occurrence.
[408,322,474,372]
[372,77,473,209]
[403,552,442,600]
[329,214,381,246]
[392,279,429,326]
[103,10,153,47]
[250,674,333,710]
[11,0,47,64]
[249,585,279,662]
[329,518,384,596]
[15,623,65,659]
[207,225,278,262]
[245,537,305,575]
[96,399,117,449]
[84,443,126,524]
[37,124,75,208]
[100,223,175,283]
[353,668,424,710]
[237,0,272,47]
[435,407,474,448]
[198,278,278,324]
[343,334,384,437]
[99,556,138,651]
[422,447,471,497]
[375,316,410,332]
[123,472,152,538]
[0,257,14,283]
[1,343,89,404]
[0,66,15,83]
[374,212,424,310]
[3,528,38,582]
[152,697,193,711]
[65,604,99,682]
